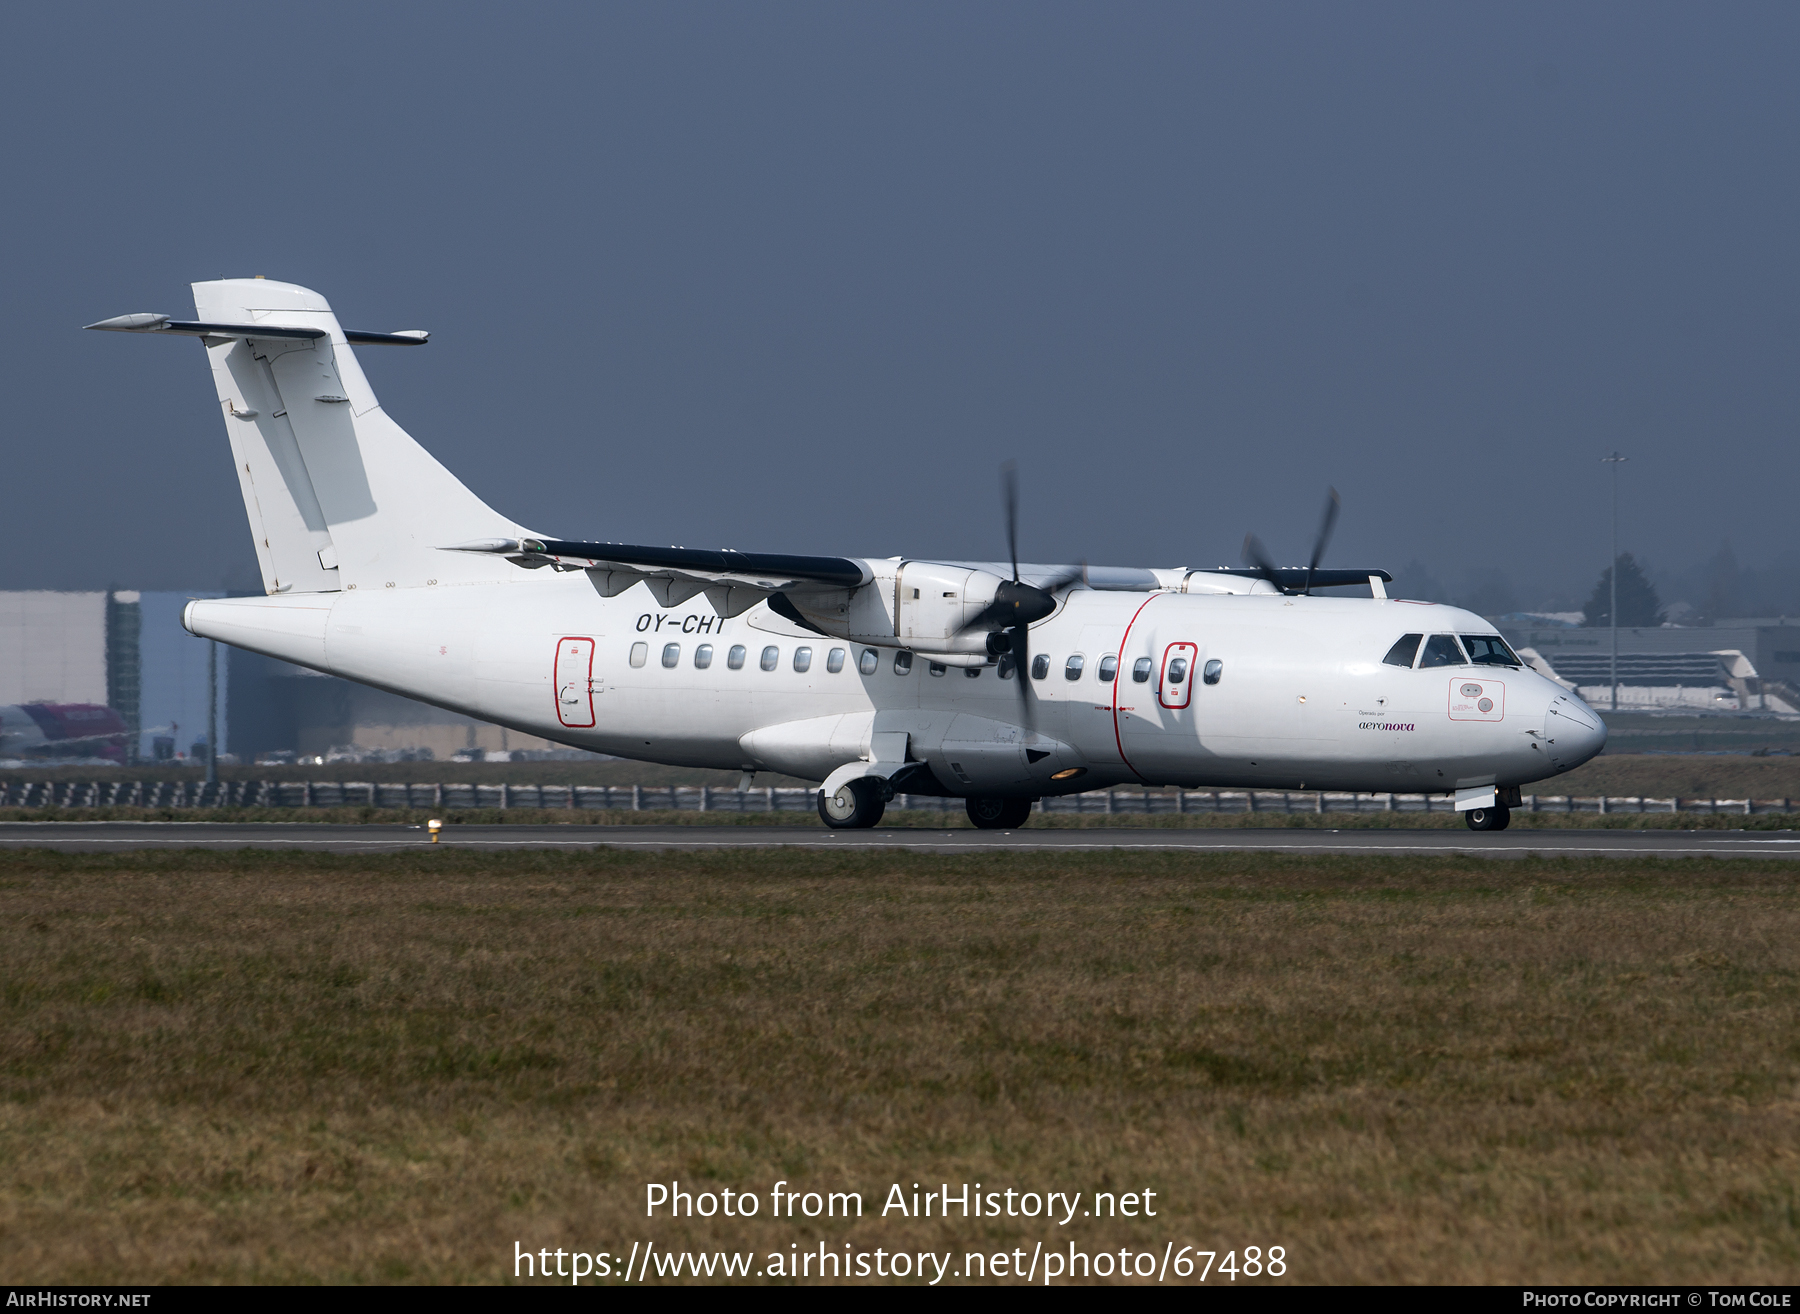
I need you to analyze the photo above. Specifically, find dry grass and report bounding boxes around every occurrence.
[1,847,1797,1284]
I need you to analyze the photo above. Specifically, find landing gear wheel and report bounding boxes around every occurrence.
[966,796,1034,830]
[818,777,887,829]
[1464,804,1511,831]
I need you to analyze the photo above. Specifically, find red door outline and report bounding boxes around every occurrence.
[1159,642,1198,710]
[554,637,596,728]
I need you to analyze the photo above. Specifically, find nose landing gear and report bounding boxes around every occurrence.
[1464,804,1511,831]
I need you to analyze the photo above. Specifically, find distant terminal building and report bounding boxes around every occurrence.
[0,591,114,706]
[1517,649,1794,713]
[1502,616,1800,715]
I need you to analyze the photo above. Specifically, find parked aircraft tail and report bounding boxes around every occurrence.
[90,279,526,595]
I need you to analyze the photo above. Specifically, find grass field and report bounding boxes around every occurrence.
[1,847,1796,1284]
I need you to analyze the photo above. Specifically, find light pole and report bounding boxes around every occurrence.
[1601,451,1627,713]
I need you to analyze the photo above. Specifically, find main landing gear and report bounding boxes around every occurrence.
[966,796,1034,830]
[818,785,1037,831]
[1464,804,1511,831]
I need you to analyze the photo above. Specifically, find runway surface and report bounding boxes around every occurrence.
[3,822,1799,858]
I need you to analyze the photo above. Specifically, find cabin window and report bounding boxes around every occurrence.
[793,647,812,673]
[1203,658,1223,685]
[1418,634,1467,669]
[1133,657,1153,683]
[1382,634,1423,668]
[1461,634,1521,667]
[727,645,747,670]
[998,654,1015,680]
[894,651,913,675]
[1167,656,1189,684]
[1064,654,1085,680]
[826,648,846,673]
[661,643,680,668]
[1031,653,1050,680]
[629,642,648,668]
[1097,655,1118,683]
[694,644,713,670]
[858,648,878,675]
[929,662,947,676]
[760,645,780,671]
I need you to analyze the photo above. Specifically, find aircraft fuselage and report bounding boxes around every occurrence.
[187,574,1603,798]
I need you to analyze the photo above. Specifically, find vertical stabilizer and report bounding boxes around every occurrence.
[191,279,525,594]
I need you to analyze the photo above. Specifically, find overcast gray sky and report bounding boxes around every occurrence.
[4,3,1796,610]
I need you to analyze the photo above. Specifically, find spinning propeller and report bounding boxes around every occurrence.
[955,462,1083,726]
[1241,486,1342,596]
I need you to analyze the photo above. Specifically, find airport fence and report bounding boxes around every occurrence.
[0,779,1794,816]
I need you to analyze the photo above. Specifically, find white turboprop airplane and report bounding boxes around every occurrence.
[88,279,1606,831]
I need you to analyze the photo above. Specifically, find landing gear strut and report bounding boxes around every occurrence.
[1464,804,1511,831]
[966,796,1034,830]
[818,777,888,829]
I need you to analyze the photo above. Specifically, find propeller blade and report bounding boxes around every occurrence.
[1000,460,1020,582]
[1010,622,1033,728]
[1241,532,1282,587]
[1035,563,1086,594]
[1304,486,1341,595]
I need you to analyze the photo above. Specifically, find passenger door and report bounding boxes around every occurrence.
[1159,642,1198,710]
[554,636,597,728]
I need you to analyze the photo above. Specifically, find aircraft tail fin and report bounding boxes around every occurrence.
[99,278,526,595]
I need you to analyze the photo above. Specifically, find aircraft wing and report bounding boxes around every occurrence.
[940,562,1390,592]
[1200,566,1391,590]
[444,539,1388,606]
[443,538,871,612]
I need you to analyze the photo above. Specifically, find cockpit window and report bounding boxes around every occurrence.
[1382,634,1423,668]
[1417,634,1467,668]
[1461,634,1522,667]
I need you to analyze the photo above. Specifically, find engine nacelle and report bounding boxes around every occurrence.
[784,560,1007,658]
[887,561,1006,655]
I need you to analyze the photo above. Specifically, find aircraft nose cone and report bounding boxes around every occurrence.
[1545,693,1607,771]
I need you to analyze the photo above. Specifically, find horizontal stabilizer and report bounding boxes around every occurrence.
[85,315,427,345]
